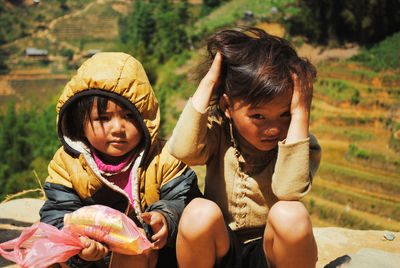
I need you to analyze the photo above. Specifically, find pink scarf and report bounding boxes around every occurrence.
[92,149,135,206]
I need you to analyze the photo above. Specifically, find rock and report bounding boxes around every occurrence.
[314,227,400,268]
[1,199,399,267]
[0,198,45,268]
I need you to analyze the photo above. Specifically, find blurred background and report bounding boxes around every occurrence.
[0,0,399,232]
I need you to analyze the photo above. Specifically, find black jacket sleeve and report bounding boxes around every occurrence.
[39,182,85,229]
[144,168,203,247]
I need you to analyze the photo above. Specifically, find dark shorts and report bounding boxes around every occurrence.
[216,227,268,268]
[156,246,178,268]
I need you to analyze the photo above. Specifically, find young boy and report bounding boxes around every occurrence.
[169,27,322,268]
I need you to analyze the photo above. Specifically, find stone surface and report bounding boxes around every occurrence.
[314,227,399,268]
[1,199,399,267]
[0,198,45,268]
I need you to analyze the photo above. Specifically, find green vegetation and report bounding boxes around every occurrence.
[9,78,68,106]
[350,32,400,72]
[347,144,400,173]
[312,125,375,141]
[389,120,400,152]
[303,196,398,231]
[0,101,60,200]
[316,78,360,103]
[0,0,92,44]
[119,0,190,65]
[310,183,400,221]
[318,162,400,197]
[287,0,400,45]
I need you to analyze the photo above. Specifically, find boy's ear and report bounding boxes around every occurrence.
[219,94,232,119]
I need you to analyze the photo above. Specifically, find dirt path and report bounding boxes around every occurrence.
[257,22,360,64]
[298,43,360,64]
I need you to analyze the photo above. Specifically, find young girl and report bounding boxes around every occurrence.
[39,52,201,268]
[168,27,322,268]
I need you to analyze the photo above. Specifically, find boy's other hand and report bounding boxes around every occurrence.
[78,236,109,261]
[141,211,168,250]
[192,51,222,113]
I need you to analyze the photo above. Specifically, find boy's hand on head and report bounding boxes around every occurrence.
[290,73,313,117]
[192,51,222,113]
[286,73,313,143]
[78,236,109,261]
[141,211,168,250]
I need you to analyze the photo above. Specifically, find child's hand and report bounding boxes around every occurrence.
[286,73,313,144]
[141,211,168,250]
[290,73,313,118]
[192,51,222,113]
[78,236,109,261]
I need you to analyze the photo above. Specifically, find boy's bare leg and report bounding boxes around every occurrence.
[264,201,317,268]
[176,198,230,268]
[110,249,158,268]
[49,250,158,268]
[47,264,62,268]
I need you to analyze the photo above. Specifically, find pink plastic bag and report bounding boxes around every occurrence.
[0,205,151,268]
[0,222,84,268]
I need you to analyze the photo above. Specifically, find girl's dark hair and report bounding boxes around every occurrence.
[205,27,316,106]
[63,95,128,141]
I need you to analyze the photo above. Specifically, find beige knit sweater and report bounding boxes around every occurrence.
[168,101,321,243]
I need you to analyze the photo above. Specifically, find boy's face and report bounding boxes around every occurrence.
[220,90,292,151]
[84,99,143,163]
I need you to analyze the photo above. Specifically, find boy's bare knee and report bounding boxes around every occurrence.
[179,198,223,237]
[267,201,313,242]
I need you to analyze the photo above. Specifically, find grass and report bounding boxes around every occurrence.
[8,78,68,107]
[312,125,375,141]
[315,78,360,103]
[303,195,400,231]
[192,0,296,37]
[317,64,400,86]
[317,162,400,198]
[349,32,400,72]
[311,182,400,221]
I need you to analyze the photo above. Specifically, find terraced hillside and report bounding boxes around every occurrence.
[4,0,128,63]
[306,61,400,231]
[1,0,399,233]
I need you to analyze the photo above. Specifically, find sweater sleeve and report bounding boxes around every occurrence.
[271,135,321,200]
[168,100,218,166]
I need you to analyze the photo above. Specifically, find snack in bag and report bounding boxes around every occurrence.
[64,204,151,255]
[0,205,151,268]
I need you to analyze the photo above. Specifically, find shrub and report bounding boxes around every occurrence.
[350,32,400,72]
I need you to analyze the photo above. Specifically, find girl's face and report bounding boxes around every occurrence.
[220,90,292,151]
[84,99,143,163]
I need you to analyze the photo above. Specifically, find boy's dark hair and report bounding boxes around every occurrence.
[205,27,316,106]
[63,95,128,142]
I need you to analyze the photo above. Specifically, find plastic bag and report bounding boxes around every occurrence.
[0,222,83,268]
[0,205,151,268]
[64,205,151,255]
